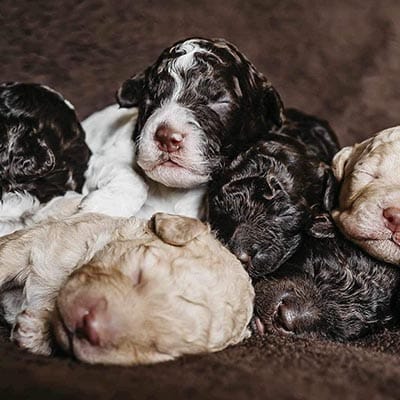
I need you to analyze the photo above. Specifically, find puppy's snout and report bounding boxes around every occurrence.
[155,125,185,153]
[383,207,400,233]
[68,297,108,346]
[272,294,315,335]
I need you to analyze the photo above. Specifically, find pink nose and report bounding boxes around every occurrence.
[70,297,108,346]
[383,207,400,233]
[155,125,185,152]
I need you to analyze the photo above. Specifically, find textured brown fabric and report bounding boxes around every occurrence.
[2,0,400,398]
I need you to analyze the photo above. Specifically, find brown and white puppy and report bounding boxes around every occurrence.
[332,126,400,264]
[0,82,91,236]
[80,37,283,219]
[0,212,254,365]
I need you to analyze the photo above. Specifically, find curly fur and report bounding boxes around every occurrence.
[253,215,400,341]
[80,37,285,219]
[0,211,254,365]
[0,82,91,235]
[208,109,339,277]
[116,37,284,187]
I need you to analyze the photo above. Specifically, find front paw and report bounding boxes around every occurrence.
[11,309,52,356]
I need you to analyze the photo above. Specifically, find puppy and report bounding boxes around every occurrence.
[253,212,400,341]
[208,109,339,278]
[0,212,254,365]
[80,37,284,219]
[332,126,400,264]
[0,82,91,235]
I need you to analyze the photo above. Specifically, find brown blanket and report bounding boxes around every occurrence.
[2,0,400,398]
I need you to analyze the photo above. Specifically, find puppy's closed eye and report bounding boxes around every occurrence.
[262,176,284,200]
[150,213,209,246]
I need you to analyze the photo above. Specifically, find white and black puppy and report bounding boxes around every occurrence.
[81,37,284,219]
[0,82,91,236]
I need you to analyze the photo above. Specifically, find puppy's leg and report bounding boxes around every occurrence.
[1,214,124,354]
[0,192,41,237]
[79,163,148,217]
[80,105,148,217]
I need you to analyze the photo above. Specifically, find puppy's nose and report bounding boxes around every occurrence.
[383,207,400,233]
[273,295,314,335]
[155,125,185,153]
[71,297,108,346]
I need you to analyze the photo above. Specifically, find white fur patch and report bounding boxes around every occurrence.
[136,100,209,188]
[80,104,206,219]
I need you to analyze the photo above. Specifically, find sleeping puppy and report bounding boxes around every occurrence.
[0,212,254,365]
[0,82,91,235]
[332,126,400,264]
[253,206,400,342]
[208,110,339,278]
[80,37,284,219]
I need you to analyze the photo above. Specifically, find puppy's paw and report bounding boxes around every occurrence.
[11,309,52,355]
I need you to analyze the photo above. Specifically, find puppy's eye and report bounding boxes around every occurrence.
[262,176,283,200]
[221,182,243,196]
[215,97,231,104]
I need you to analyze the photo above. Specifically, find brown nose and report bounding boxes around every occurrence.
[155,125,185,153]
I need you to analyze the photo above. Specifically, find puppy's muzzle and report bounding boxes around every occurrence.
[155,124,185,153]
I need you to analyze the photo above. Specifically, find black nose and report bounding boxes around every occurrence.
[272,294,316,335]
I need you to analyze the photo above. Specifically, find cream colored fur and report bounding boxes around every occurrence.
[332,126,400,264]
[0,210,254,365]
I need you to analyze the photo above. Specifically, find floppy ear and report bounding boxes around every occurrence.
[322,166,338,212]
[150,213,209,246]
[332,146,354,182]
[116,71,146,108]
[260,81,284,128]
[309,213,336,238]
[262,175,284,200]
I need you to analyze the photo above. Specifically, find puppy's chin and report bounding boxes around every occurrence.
[143,163,209,188]
[354,238,400,265]
[53,317,171,365]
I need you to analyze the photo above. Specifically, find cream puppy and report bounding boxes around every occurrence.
[332,126,400,264]
[0,212,254,365]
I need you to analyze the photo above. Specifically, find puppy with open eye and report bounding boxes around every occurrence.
[332,126,400,265]
[0,82,91,236]
[208,110,339,278]
[80,37,284,219]
[0,211,254,365]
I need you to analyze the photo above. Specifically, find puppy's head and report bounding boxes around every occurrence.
[208,139,334,278]
[252,212,400,341]
[332,126,400,264]
[116,37,283,188]
[0,82,91,202]
[53,213,253,365]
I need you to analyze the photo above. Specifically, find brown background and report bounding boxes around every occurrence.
[2,1,400,399]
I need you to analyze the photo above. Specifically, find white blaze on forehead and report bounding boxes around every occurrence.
[168,40,213,101]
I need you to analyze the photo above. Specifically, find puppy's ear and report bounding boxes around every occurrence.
[262,175,284,200]
[116,71,146,108]
[322,166,338,212]
[332,146,353,182]
[309,213,335,238]
[150,213,209,246]
[260,81,284,128]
